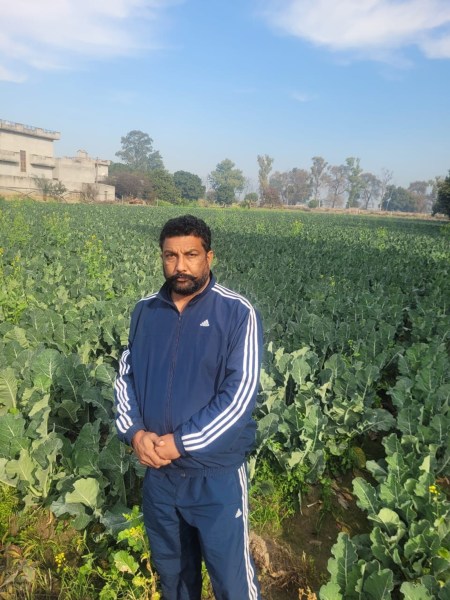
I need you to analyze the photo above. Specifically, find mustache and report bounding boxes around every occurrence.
[166,273,196,284]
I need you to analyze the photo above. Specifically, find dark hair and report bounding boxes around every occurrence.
[159,215,212,251]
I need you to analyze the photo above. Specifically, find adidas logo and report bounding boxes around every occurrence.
[235,509,242,518]
[200,319,210,327]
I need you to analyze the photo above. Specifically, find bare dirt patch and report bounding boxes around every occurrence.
[252,475,369,599]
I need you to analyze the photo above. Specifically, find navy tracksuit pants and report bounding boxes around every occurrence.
[142,463,261,600]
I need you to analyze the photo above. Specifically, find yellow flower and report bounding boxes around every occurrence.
[55,552,67,569]
[132,575,147,587]
[429,485,438,495]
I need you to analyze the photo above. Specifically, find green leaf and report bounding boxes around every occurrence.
[302,403,327,451]
[98,435,130,474]
[327,533,359,596]
[370,508,406,541]
[65,477,100,509]
[259,367,276,391]
[0,457,16,486]
[363,567,393,599]
[74,448,101,476]
[366,460,388,483]
[73,420,100,453]
[5,449,36,486]
[438,581,450,600]
[31,434,62,469]
[290,355,311,385]
[28,393,50,418]
[94,363,116,386]
[113,550,139,574]
[0,413,27,458]
[400,582,434,600]
[0,368,17,409]
[4,326,29,348]
[369,528,394,569]
[319,581,343,600]
[31,349,64,391]
[287,450,304,468]
[363,409,396,433]
[353,477,379,515]
[57,399,81,422]
[256,413,279,443]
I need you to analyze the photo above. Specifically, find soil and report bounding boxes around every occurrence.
[252,472,370,600]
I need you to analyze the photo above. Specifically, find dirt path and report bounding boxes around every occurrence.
[252,477,369,599]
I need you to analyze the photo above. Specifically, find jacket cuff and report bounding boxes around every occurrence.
[173,429,187,457]
[121,423,146,446]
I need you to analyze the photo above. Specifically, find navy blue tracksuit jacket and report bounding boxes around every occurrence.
[114,274,263,599]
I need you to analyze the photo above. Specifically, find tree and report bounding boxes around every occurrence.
[309,156,328,207]
[173,171,205,201]
[148,170,181,204]
[242,192,258,208]
[381,185,419,212]
[325,164,347,208]
[259,186,281,207]
[208,159,245,205]
[33,176,67,201]
[432,172,450,218]
[360,172,381,210]
[107,171,147,200]
[257,154,274,205]
[81,183,99,203]
[378,168,393,210]
[270,168,311,205]
[408,180,434,213]
[344,157,364,208]
[269,171,290,204]
[241,177,254,200]
[108,161,133,176]
[115,130,164,172]
[290,168,312,204]
[215,183,236,205]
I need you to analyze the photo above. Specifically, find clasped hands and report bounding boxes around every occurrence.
[131,430,181,468]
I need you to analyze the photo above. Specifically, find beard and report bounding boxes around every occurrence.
[165,271,210,296]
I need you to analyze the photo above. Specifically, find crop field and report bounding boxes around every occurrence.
[0,199,449,599]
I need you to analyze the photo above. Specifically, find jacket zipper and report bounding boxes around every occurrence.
[165,310,183,432]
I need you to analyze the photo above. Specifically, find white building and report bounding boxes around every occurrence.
[0,119,115,201]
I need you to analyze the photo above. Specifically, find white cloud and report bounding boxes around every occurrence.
[0,64,26,83]
[0,0,180,82]
[258,0,450,61]
[291,91,314,102]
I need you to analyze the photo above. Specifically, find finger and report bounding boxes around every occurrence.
[143,450,171,466]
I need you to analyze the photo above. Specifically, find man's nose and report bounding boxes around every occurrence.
[175,255,187,272]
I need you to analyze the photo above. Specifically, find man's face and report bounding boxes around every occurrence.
[161,235,213,297]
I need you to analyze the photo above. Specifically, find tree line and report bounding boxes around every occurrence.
[106,130,450,217]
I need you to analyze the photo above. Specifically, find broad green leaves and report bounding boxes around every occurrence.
[323,436,450,599]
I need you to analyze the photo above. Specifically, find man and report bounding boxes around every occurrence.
[114,215,263,600]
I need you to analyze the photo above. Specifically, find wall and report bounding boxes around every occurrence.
[0,120,59,180]
[0,120,115,202]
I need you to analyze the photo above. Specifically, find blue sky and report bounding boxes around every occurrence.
[1,0,450,190]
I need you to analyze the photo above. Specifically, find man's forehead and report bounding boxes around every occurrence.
[162,235,205,251]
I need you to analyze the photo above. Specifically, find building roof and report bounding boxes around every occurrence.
[0,119,61,141]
